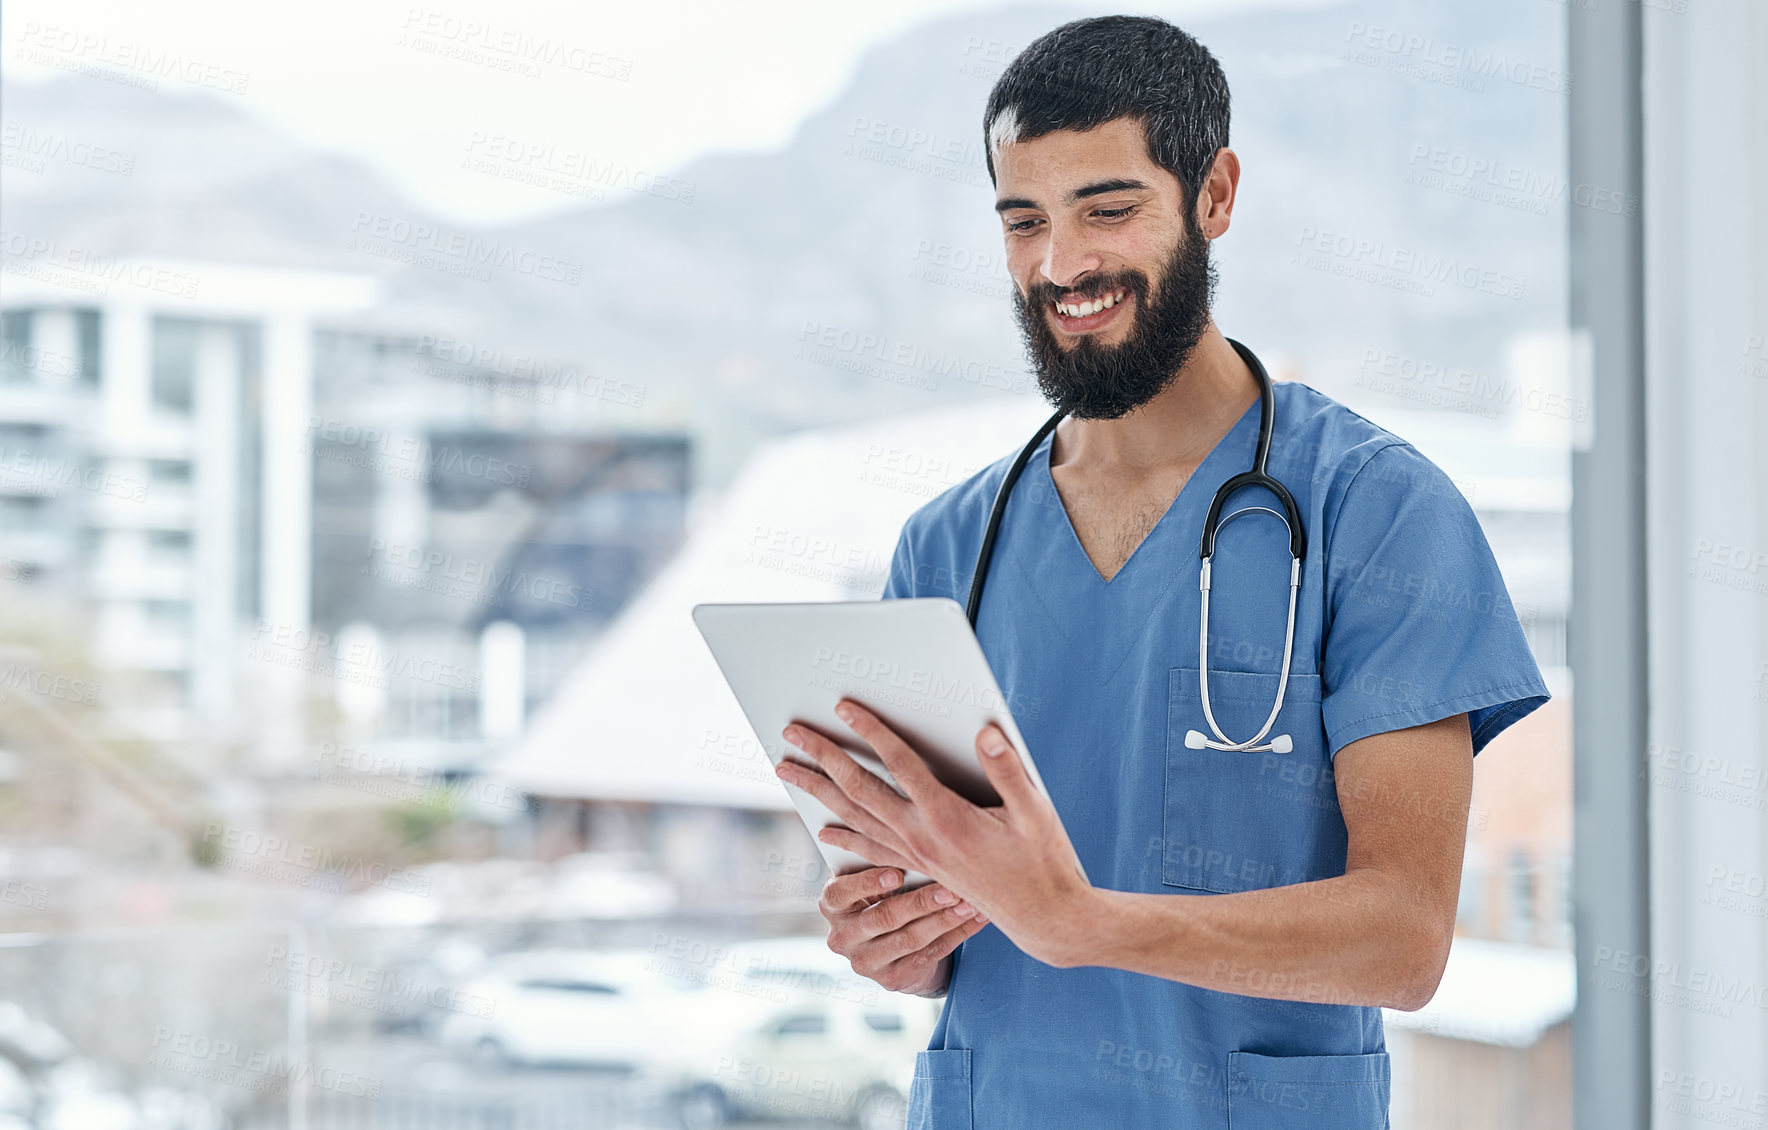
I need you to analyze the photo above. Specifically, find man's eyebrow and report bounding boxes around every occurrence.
[1068,178,1150,203]
[993,178,1153,213]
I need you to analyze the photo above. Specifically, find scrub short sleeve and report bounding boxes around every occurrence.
[1320,442,1549,756]
[880,526,916,600]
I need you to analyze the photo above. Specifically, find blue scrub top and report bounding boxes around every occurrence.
[880,378,1549,1129]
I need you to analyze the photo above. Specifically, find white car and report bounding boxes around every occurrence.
[438,949,688,1069]
[655,938,943,1130]
[0,1003,225,1130]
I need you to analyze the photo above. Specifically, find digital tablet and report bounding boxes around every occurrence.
[691,597,1079,892]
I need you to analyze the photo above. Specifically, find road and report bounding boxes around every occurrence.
[282,1032,859,1130]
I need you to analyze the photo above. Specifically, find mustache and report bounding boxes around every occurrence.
[1028,272,1150,307]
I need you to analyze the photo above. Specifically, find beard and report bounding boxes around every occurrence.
[1011,213,1218,421]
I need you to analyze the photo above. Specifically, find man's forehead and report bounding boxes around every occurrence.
[991,120,1171,203]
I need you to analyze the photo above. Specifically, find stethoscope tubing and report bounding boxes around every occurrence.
[965,338,1306,754]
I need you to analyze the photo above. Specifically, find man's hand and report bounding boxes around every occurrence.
[776,699,1094,969]
[819,866,989,996]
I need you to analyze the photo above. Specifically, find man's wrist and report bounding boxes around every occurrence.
[1049,883,1114,970]
[910,953,953,997]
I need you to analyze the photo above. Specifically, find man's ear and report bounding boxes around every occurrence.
[1194,147,1240,239]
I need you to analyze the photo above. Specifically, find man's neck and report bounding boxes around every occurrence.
[1049,325,1262,475]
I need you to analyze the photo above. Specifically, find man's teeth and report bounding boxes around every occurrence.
[1055,291,1125,317]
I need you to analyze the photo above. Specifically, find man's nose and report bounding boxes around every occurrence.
[1040,225,1103,292]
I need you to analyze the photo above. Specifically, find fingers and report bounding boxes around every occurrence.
[832,884,989,992]
[820,867,904,916]
[822,873,956,934]
[781,724,913,825]
[878,913,990,978]
[777,756,916,860]
[817,825,922,875]
[851,880,968,939]
[861,894,983,967]
[832,701,949,809]
[974,723,1041,810]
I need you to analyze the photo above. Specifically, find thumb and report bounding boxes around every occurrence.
[976,724,1040,810]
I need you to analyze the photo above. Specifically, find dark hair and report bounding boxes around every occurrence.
[982,15,1231,207]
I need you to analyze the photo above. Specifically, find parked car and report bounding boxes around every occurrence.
[0,1002,225,1130]
[655,938,941,1130]
[368,935,488,1036]
[437,948,694,1069]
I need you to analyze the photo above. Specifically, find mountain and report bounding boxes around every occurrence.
[1,0,1567,486]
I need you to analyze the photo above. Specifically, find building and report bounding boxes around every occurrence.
[0,260,687,785]
[1384,938,1576,1129]
[0,259,382,759]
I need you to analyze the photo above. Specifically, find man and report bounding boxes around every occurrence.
[771,15,1548,1128]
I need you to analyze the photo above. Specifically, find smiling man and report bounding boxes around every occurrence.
[771,15,1549,1129]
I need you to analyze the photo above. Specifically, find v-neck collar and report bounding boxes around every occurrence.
[1037,394,1265,587]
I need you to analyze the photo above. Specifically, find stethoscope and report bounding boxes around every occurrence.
[964,337,1307,754]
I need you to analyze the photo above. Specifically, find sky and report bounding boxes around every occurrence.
[1,0,1335,226]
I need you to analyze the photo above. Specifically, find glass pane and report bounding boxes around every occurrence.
[0,3,1580,1129]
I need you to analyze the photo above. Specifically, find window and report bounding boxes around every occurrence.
[0,497,48,532]
[771,1014,827,1037]
[150,319,199,414]
[520,979,618,996]
[143,601,192,630]
[0,310,30,386]
[1508,849,1536,943]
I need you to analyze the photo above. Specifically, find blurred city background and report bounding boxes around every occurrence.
[1,0,1754,1127]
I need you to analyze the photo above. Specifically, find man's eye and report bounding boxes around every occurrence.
[1093,206,1136,220]
[1005,218,1042,234]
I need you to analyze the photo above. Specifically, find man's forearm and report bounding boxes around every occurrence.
[1052,870,1449,1011]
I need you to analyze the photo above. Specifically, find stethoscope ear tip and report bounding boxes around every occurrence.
[1183,729,1294,753]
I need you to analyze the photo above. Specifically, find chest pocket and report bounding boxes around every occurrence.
[1161,667,1347,893]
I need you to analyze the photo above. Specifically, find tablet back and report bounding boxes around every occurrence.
[691,597,1068,890]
